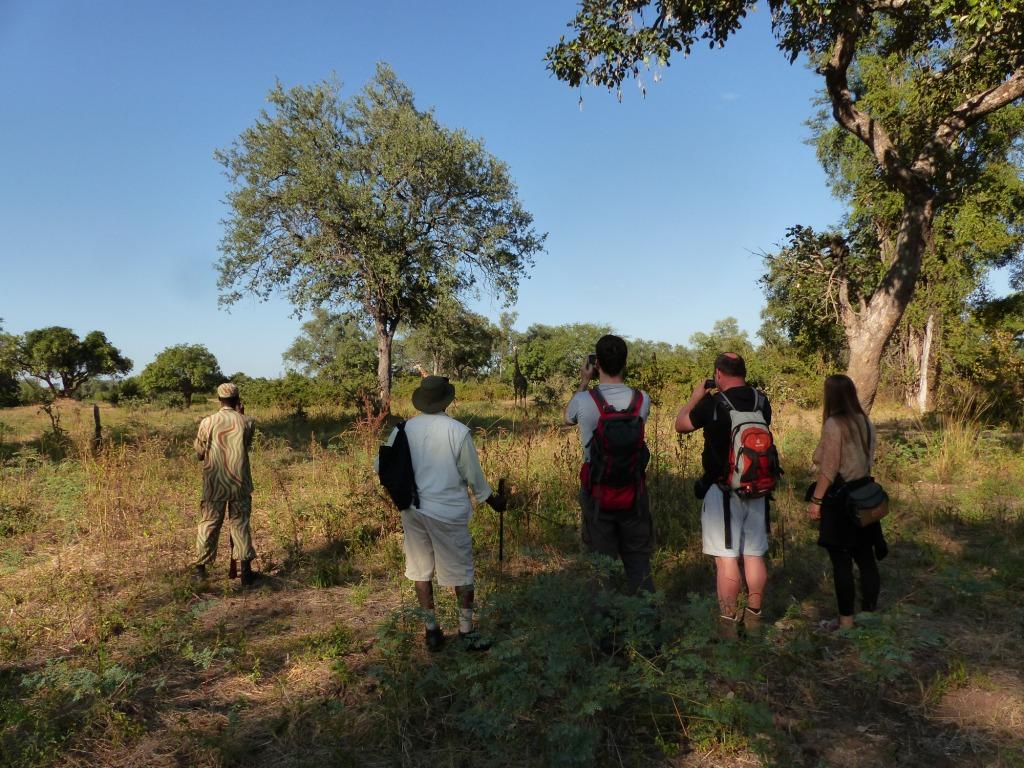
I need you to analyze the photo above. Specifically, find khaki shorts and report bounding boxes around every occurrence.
[701,485,768,557]
[401,508,474,587]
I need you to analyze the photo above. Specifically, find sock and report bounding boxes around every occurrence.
[423,610,438,631]
[458,607,474,634]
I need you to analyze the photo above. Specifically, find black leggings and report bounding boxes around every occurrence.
[827,545,879,616]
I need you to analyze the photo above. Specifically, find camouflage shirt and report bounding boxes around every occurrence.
[194,407,255,500]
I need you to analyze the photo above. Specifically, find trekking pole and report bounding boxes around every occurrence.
[497,478,507,566]
[778,498,786,570]
[229,531,238,580]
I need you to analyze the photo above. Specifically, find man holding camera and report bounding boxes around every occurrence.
[675,353,771,634]
[192,382,259,586]
[565,334,654,593]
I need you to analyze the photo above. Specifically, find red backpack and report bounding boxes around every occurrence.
[716,388,780,498]
[581,389,650,511]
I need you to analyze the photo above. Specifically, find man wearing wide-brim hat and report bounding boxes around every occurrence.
[192,382,260,587]
[381,375,506,651]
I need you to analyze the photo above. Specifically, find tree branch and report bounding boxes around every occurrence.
[822,25,925,197]
[916,68,1024,175]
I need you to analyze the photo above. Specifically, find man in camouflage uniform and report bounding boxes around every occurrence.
[192,382,258,586]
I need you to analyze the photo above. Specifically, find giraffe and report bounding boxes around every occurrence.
[411,362,430,378]
[512,350,528,406]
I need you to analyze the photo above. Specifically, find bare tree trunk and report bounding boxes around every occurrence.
[917,313,935,414]
[375,325,394,417]
[844,199,933,412]
[904,326,921,410]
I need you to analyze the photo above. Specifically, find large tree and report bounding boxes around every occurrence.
[762,38,1024,411]
[139,344,223,407]
[7,326,132,398]
[548,0,1024,409]
[216,63,545,415]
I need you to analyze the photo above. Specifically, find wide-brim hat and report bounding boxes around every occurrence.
[412,376,455,414]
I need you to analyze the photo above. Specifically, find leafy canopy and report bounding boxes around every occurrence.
[400,303,499,379]
[548,2,1024,91]
[7,326,131,398]
[215,62,545,334]
[282,309,378,400]
[139,344,223,406]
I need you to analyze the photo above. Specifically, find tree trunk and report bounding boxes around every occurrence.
[902,314,936,414]
[904,326,921,410]
[917,313,935,414]
[375,324,395,417]
[844,198,934,412]
[183,384,193,408]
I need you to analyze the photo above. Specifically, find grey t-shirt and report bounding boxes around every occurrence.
[566,383,651,462]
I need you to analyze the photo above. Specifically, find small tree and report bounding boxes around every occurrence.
[517,322,615,383]
[7,326,132,398]
[402,304,499,378]
[139,344,223,407]
[0,322,20,407]
[216,64,545,415]
[283,309,378,402]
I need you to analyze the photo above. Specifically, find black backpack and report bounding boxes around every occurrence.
[378,421,419,511]
[582,388,650,511]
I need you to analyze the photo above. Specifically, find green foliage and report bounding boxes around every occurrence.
[216,63,545,409]
[517,322,613,383]
[4,326,131,399]
[547,2,1024,92]
[400,303,499,379]
[373,563,775,766]
[0,370,18,408]
[283,309,378,401]
[139,344,223,408]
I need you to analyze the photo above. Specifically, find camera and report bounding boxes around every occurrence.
[587,353,598,379]
[704,378,715,390]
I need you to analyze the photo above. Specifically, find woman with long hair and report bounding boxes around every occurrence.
[807,374,886,630]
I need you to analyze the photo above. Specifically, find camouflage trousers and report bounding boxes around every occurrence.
[195,498,256,566]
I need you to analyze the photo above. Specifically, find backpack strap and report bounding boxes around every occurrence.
[721,486,733,550]
[588,387,614,414]
[626,389,643,416]
[589,387,641,415]
[716,391,736,412]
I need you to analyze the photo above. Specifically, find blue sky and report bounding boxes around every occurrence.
[0,1,849,377]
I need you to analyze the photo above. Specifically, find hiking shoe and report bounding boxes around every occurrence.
[458,630,492,652]
[717,614,740,641]
[742,607,763,639]
[425,627,445,652]
[239,559,261,587]
[191,564,207,584]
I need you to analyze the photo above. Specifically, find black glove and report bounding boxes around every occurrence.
[486,493,507,513]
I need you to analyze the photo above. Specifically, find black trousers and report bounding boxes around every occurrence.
[579,490,655,594]
[827,545,879,616]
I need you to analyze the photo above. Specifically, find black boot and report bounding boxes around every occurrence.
[240,559,258,587]
[191,564,206,583]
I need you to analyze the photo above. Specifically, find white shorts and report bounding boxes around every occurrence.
[401,508,474,587]
[701,485,768,558]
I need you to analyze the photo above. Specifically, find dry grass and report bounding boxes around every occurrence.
[1,396,1023,767]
